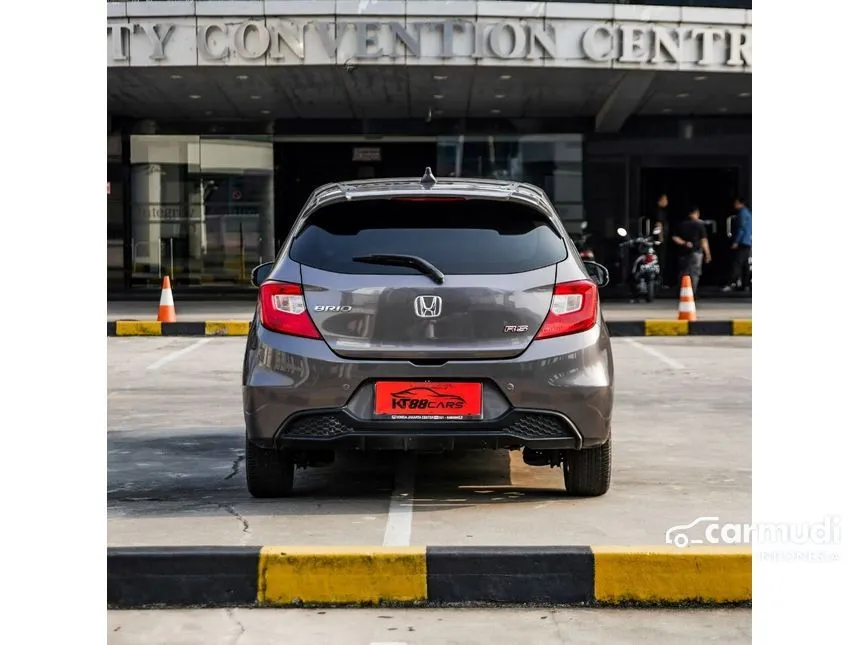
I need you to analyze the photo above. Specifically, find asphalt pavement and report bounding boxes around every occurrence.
[107,336,751,548]
[108,607,752,644]
[107,298,752,322]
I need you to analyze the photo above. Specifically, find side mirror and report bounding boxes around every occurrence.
[250,262,274,288]
[617,227,628,237]
[583,261,610,288]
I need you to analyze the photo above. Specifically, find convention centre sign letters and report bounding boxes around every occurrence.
[108,18,752,68]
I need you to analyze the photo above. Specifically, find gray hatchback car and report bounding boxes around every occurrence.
[242,169,615,498]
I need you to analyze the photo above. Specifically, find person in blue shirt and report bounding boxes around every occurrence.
[723,197,752,292]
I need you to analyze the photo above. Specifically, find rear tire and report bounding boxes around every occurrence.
[645,280,656,302]
[562,434,612,497]
[245,437,296,498]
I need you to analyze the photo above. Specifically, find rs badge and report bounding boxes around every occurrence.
[504,325,529,333]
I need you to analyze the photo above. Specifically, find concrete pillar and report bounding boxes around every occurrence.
[186,179,205,262]
[131,163,162,274]
[130,120,162,276]
[259,172,276,263]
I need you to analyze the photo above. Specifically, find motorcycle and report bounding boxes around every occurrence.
[570,222,596,261]
[617,226,662,303]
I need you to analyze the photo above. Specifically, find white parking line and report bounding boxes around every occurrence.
[382,455,416,547]
[622,338,686,370]
[145,338,212,372]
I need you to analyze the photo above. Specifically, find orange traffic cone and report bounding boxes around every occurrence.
[678,275,697,321]
[157,276,177,322]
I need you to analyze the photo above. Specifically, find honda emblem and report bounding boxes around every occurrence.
[414,295,442,318]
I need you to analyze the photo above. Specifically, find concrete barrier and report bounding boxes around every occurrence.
[107,545,752,608]
[107,320,752,337]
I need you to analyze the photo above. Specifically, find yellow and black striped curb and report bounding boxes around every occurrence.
[107,320,752,337]
[107,545,752,609]
[107,321,252,337]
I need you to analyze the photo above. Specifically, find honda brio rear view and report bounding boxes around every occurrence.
[242,169,614,498]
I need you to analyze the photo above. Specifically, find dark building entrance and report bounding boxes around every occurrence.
[639,165,742,289]
[274,141,438,249]
[106,120,750,298]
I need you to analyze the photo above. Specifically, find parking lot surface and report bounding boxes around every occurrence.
[108,607,751,645]
[108,335,751,547]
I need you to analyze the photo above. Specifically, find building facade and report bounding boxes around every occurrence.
[107,0,752,296]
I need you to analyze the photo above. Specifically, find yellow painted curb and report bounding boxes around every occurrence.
[732,320,752,336]
[257,546,428,606]
[592,546,752,604]
[115,321,162,336]
[644,320,689,336]
[205,321,251,336]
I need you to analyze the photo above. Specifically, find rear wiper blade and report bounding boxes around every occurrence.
[352,254,445,285]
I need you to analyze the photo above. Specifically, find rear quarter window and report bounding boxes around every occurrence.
[289,199,567,275]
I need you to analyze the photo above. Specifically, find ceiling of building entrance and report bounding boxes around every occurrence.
[108,65,751,122]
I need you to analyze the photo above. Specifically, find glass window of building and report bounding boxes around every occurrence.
[435,134,584,234]
[129,133,275,289]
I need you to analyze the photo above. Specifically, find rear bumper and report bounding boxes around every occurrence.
[243,318,614,452]
[269,408,584,451]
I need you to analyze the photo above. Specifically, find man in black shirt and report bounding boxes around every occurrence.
[652,194,669,286]
[652,194,668,243]
[671,206,711,295]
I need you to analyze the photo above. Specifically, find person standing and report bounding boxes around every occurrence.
[652,194,669,286]
[723,197,752,292]
[652,194,669,242]
[671,206,712,295]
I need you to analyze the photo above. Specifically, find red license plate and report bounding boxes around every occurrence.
[373,381,483,420]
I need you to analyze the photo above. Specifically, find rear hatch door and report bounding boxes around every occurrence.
[290,196,568,360]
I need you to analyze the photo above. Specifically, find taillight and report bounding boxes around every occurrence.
[645,254,657,263]
[580,250,595,259]
[535,280,598,339]
[258,281,321,339]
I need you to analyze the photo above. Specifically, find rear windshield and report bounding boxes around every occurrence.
[289,199,567,275]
